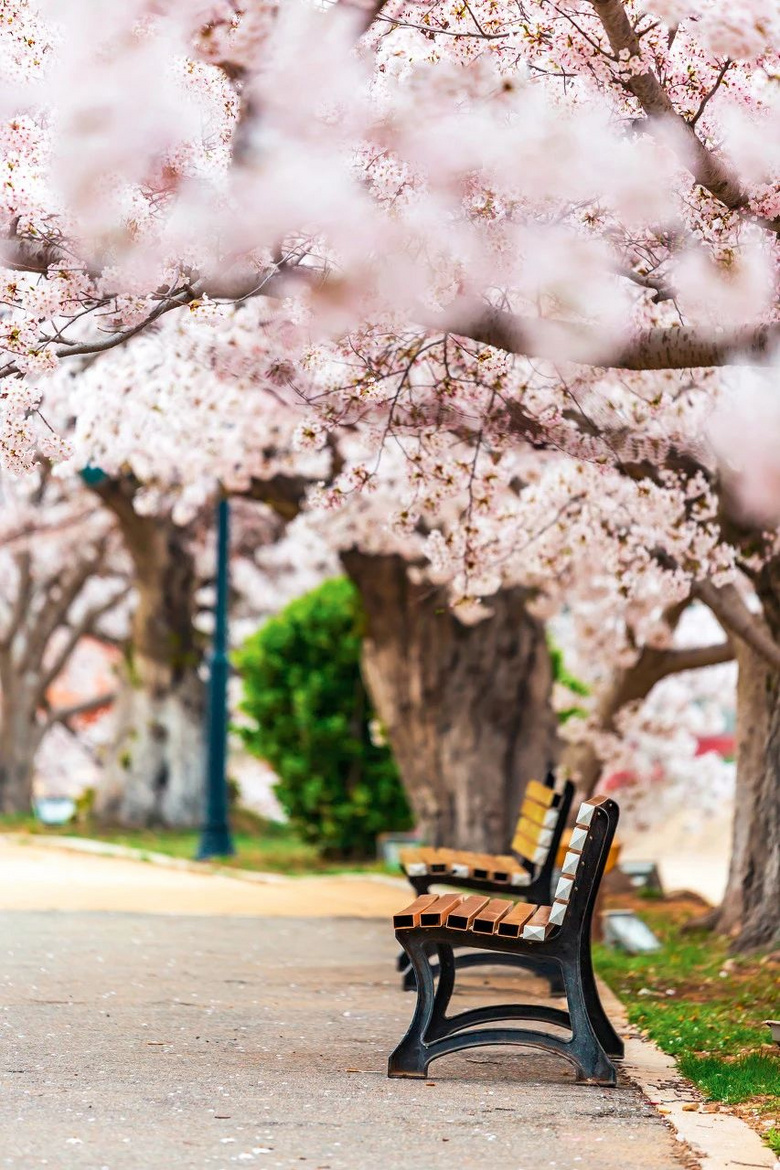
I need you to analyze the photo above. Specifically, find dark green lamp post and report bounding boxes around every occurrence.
[80,465,108,488]
[196,496,235,859]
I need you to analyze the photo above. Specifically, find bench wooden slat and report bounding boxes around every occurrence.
[447,895,490,930]
[399,849,429,877]
[575,794,609,826]
[473,898,514,934]
[560,849,582,877]
[496,901,537,938]
[447,849,491,875]
[522,905,553,941]
[449,851,474,878]
[420,894,463,926]
[393,893,439,929]
[521,800,559,830]
[525,779,558,808]
[511,830,548,865]
[549,899,568,927]
[489,855,524,883]
[516,817,554,849]
[427,848,457,874]
[569,825,588,851]
[470,852,503,879]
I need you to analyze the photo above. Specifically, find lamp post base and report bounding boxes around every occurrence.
[196,826,236,860]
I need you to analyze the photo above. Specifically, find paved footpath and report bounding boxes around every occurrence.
[0,839,692,1170]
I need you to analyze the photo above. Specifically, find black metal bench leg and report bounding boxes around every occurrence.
[561,957,616,1086]
[548,963,566,996]
[388,935,436,1078]
[426,944,456,1041]
[401,960,417,991]
[579,946,624,1058]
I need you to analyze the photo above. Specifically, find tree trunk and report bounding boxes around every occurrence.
[0,663,45,815]
[717,635,780,950]
[96,655,205,826]
[341,551,558,850]
[0,711,43,814]
[94,483,206,827]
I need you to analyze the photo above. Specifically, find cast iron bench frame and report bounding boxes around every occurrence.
[389,795,622,1086]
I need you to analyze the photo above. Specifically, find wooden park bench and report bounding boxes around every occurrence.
[388,794,623,1086]
[397,774,574,992]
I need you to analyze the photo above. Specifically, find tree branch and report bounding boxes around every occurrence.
[442,303,779,369]
[46,690,116,730]
[39,583,131,699]
[641,639,734,681]
[1,550,32,649]
[18,541,109,676]
[693,579,780,671]
[589,0,779,235]
[240,434,344,518]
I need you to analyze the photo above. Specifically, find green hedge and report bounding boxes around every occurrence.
[235,577,412,858]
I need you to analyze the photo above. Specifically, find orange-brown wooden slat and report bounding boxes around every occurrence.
[521,799,558,829]
[525,779,557,807]
[496,901,537,937]
[393,894,439,929]
[522,904,553,941]
[446,895,490,930]
[489,855,523,882]
[470,853,500,878]
[450,849,483,867]
[473,899,514,934]
[512,830,541,862]
[516,816,548,845]
[428,848,456,873]
[419,894,463,926]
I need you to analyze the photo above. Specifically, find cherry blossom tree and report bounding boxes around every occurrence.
[85,474,209,826]
[554,600,736,811]
[86,477,295,828]
[0,0,777,945]
[0,464,128,812]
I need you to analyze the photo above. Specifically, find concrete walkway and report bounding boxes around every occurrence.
[0,834,692,1170]
[0,836,407,917]
[0,910,693,1170]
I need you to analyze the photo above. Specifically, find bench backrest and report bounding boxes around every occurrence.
[511,774,570,869]
[541,794,619,935]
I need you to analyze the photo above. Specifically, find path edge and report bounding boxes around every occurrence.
[599,980,778,1170]
[0,832,409,890]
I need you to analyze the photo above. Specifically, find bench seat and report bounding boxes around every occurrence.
[399,849,532,886]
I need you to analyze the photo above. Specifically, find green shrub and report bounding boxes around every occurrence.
[548,633,590,723]
[235,577,412,858]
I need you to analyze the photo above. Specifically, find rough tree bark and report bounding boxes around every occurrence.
[94,479,206,827]
[0,669,45,813]
[714,562,780,950]
[0,522,124,815]
[341,550,558,850]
